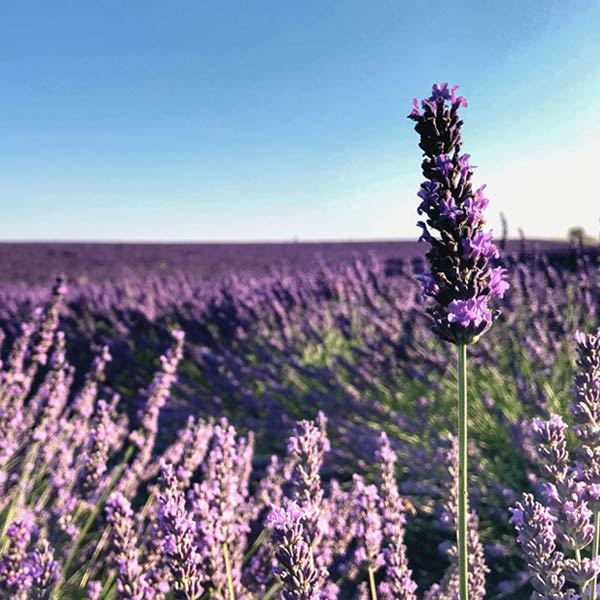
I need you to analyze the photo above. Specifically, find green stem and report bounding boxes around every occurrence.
[223,542,236,600]
[242,528,268,566]
[591,512,600,600]
[368,566,378,600]
[458,342,469,600]
[80,527,111,589]
[576,548,589,599]
[259,581,282,600]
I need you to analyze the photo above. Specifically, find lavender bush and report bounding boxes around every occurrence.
[511,329,600,600]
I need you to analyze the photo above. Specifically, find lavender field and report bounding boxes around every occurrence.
[4,76,600,600]
[1,236,599,599]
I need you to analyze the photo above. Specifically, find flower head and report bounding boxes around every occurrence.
[408,83,508,344]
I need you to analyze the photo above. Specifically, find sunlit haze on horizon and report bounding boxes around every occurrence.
[2,1,599,242]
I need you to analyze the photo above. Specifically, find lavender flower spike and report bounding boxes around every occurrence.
[570,329,600,600]
[29,538,61,599]
[510,493,576,600]
[105,492,157,599]
[351,475,384,599]
[267,501,324,600]
[570,330,600,500]
[376,433,417,600]
[157,462,205,600]
[408,83,508,345]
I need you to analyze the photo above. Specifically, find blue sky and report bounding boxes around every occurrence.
[2,0,599,241]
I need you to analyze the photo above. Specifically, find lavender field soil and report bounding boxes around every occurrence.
[0,241,599,599]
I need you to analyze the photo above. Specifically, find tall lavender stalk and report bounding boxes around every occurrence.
[351,475,384,600]
[408,83,508,600]
[377,433,417,600]
[156,463,205,600]
[105,492,157,599]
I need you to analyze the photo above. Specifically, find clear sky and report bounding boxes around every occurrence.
[2,0,599,242]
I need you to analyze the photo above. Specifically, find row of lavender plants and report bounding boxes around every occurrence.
[1,259,599,599]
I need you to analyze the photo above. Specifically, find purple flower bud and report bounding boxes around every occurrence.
[563,556,600,587]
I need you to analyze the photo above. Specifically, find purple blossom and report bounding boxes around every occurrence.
[447,297,491,328]
[569,329,600,507]
[190,419,252,598]
[427,82,468,108]
[0,512,38,595]
[87,581,103,600]
[376,433,417,600]
[463,185,489,224]
[351,475,384,574]
[287,413,330,550]
[529,414,570,485]
[560,498,595,551]
[563,557,600,587]
[457,153,475,178]
[530,413,595,553]
[28,277,66,372]
[462,230,499,261]
[28,538,61,599]
[78,396,120,500]
[434,154,454,177]
[439,196,460,223]
[73,346,111,413]
[487,267,510,299]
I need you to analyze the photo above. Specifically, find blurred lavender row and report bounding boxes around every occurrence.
[0,239,582,284]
